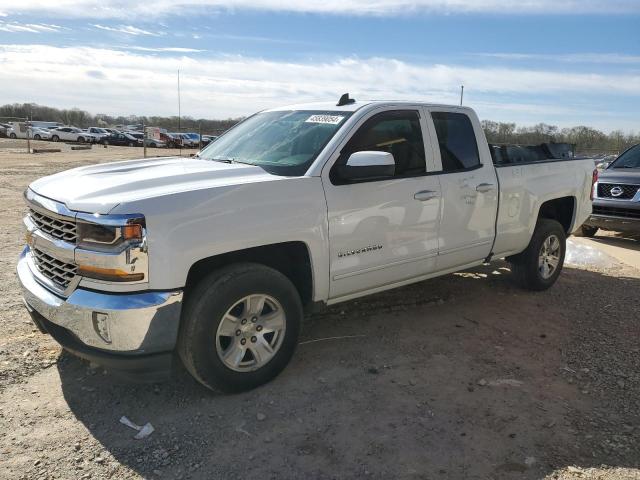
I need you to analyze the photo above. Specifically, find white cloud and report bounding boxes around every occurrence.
[0,21,64,33]
[126,46,205,53]
[0,44,638,130]
[1,0,638,19]
[92,24,163,36]
[476,52,640,65]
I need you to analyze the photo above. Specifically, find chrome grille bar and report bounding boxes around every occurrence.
[32,248,78,290]
[29,208,77,243]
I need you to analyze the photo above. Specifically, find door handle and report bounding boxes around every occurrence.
[414,190,440,201]
[476,183,495,193]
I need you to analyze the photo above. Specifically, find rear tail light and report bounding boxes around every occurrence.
[590,169,598,201]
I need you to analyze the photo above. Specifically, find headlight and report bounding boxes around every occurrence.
[77,222,143,250]
[76,214,147,283]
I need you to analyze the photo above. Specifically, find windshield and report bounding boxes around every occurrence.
[611,144,640,169]
[198,110,352,176]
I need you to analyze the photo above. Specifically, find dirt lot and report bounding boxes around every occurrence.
[0,138,639,479]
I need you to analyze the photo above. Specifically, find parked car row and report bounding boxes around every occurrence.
[0,121,218,149]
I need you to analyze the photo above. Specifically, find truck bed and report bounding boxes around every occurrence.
[489,142,577,165]
[491,153,595,258]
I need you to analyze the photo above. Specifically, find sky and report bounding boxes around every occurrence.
[0,0,639,131]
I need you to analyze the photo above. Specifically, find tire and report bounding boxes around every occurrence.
[128,142,135,147]
[579,225,598,238]
[508,218,566,291]
[51,135,59,142]
[102,140,109,146]
[9,133,16,139]
[34,134,41,140]
[178,263,302,393]
[78,136,85,143]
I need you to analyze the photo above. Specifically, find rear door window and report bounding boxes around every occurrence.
[431,112,480,172]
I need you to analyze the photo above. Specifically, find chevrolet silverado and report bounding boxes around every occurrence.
[17,96,596,392]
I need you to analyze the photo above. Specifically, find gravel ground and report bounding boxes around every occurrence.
[0,138,639,479]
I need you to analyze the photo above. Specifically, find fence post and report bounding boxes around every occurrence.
[143,122,147,158]
[26,126,31,154]
[199,123,202,151]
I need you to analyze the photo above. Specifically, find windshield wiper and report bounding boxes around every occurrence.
[208,157,255,166]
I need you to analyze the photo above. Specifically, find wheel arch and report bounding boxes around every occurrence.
[185,241,315,309]
[536,196,576,234]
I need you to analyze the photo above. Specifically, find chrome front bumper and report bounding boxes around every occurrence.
[17,248,183,354]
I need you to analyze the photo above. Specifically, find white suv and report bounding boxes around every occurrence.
[49,127,92,143]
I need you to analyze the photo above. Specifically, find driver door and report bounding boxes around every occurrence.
[323,108,442,300]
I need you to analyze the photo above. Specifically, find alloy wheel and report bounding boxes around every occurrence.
[538,234,561,279]
[215,294,286,372]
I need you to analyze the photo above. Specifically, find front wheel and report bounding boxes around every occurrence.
[34,134,41,140]
[77,136,85,143]
[178,263,302,393]
[508,219,566,291]
[9,133,16,139]
[51,135,59,142]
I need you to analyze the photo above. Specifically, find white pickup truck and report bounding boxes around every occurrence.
[17,97,596,392]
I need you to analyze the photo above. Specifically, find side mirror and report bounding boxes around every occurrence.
[337,151,395,181]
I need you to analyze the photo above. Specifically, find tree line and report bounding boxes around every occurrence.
[1,102,638,154]
[481,120,639,155]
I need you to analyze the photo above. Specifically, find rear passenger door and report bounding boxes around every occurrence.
[425,109,498,270]
[59,128,72,141]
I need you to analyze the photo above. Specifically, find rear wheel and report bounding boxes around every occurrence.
[579,225,598,238]
[508,219,566,291]
[178,263,302,393]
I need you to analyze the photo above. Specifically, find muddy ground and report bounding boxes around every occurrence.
[0,138,639,479]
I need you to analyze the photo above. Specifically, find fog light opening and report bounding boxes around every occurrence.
[92,312,112,344]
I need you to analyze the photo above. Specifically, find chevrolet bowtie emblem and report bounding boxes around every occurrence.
[25,231,35,248]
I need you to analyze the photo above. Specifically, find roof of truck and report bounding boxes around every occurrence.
[266,100,472,113]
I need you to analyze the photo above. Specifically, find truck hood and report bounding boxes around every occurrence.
[598,169,640,184]
[29,156,282,214]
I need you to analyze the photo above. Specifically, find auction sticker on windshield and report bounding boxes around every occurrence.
[305,114,345,125]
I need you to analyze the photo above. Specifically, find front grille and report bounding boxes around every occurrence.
[592,205,640,220]
[597,183,639,200]
[32,248,78,290]
[29,209,77,243]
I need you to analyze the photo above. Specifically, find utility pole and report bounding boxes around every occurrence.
[26,121,31,154]
[177,69,182,155]
[460,85,464,106]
